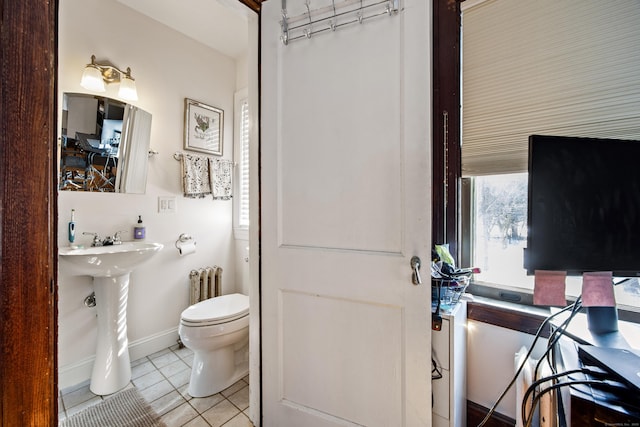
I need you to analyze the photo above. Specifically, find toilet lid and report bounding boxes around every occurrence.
[181,293,249,325]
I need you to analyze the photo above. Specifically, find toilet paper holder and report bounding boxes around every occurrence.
[175,233,196,252]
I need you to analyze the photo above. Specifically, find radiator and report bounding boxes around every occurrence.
[189,266,222,305]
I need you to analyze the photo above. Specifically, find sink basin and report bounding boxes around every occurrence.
[59,241,163,395]
[59,242,163,277]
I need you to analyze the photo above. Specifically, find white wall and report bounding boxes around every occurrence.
[57,0,246,388]
[467,320,549,420]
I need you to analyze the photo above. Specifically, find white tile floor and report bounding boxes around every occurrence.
[58,344,253,427]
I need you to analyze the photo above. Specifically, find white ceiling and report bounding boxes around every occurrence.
[116,0,249,59]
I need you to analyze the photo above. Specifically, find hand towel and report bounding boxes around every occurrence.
[209,158,233,200]
[182,153,211,198]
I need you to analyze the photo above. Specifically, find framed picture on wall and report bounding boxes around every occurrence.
[184,98,224,156]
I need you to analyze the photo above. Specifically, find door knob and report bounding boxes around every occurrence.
[411,256,422,285]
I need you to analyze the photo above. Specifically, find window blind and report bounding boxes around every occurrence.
[238,100,250,227]
[461,0,640,176]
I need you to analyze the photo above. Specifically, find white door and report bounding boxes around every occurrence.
[261,1,432,426]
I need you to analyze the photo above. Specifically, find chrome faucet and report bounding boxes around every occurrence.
[112,230,127,245]
[83,231,127,246]
[83,232,103,247]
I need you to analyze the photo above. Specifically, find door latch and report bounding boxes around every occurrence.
[410,256,422,285]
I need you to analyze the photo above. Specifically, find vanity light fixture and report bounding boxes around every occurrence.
[80,55,138,101]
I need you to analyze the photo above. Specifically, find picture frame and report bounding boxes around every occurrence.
[184,98,224,156]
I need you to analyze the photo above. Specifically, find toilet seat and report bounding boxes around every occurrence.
[180,293,249,327]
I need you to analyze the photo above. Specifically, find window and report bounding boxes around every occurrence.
[460,0,640,313]
[466,173,640,311]
[470,173,529,289]
[234,89,249,239]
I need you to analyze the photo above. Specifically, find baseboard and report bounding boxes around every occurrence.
[467,400,516,427]
[128,327,180,362]
[58,327,179,390]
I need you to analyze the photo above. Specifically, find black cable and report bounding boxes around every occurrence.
[476,301,579,427]
[534,296,582,380]
[521,367,607,424]
[524,379,630,427]
[530,297,582,407]
[523,299,581,425]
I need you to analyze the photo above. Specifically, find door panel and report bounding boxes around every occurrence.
[281,291,403,426]
[278,24,402,253]
[261,1,432,425]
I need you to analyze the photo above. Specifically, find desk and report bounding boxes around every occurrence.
[553,315,640,426]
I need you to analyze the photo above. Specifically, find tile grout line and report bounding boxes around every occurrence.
[59,345,252,426]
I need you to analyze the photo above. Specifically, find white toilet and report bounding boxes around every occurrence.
[179,293,250,397]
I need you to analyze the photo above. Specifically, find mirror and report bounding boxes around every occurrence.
[59,93,152,194]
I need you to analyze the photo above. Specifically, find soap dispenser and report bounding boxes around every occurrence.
[134,215,146,240]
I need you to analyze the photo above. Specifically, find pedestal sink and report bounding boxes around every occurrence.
[59,242,163,395]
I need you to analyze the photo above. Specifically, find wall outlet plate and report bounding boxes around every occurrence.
[158,196,177,214]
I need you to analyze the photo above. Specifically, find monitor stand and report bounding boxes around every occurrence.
[586,306,629,348]
[586,306,619,335]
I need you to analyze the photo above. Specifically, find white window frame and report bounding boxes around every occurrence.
[233,88,249,241]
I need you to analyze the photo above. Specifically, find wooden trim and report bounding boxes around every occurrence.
[0,0,58,424]
[432,0,461,254]
[239,0,263,13]
[467,400,516,427]
[467,300,552,338]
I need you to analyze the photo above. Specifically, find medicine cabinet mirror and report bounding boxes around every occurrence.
[59,92,152,194]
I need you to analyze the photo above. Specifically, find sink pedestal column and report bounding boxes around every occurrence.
[90,274,131,395]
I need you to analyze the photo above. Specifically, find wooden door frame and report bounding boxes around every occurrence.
[0,0,58,424]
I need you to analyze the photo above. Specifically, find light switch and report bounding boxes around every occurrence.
[158,196,177,213]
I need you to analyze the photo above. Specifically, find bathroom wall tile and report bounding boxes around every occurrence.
[201,399,240,427]
[159,401,199,426]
